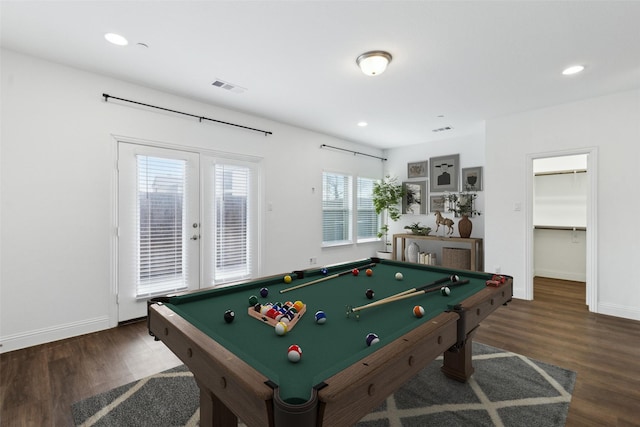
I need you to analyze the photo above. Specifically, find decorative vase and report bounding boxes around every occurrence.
[458,215,472,238]
[405,242,420,263]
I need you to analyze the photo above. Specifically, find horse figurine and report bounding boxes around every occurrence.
[434,210,454,235]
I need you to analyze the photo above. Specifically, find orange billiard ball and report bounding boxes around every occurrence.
[365,268,373,276]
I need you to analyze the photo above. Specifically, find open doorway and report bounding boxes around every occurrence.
[525,149,598,311]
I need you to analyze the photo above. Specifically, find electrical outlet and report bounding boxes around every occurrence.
[494,266,501,274]
[309,257,317,265]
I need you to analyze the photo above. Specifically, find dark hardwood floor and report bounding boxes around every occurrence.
[2,277,640,426]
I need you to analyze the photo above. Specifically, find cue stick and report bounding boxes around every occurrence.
[374,275,458,304]
[349,279,470,313]
[279,262,377,294]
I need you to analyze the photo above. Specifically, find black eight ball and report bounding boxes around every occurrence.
[223,309,235,323]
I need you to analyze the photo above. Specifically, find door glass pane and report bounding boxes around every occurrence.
[136,155,189,296]
[214,163,252,282]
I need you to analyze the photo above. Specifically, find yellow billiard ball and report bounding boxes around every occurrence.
[284,275,292,284]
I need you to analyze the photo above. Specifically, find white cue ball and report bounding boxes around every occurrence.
[395,272,403,280]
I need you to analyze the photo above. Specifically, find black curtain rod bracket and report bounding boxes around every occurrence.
[320,144,386,161]
[102,93,272,136]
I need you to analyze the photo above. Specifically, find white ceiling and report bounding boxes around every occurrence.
[2,1,639,149]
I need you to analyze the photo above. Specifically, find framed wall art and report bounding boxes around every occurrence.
[461,166,483,191]
[407,160,428,179]
[402,181,427,215]
[429,154,459,193]
[429,194,446,213]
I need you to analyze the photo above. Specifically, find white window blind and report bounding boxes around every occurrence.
[357,177,378,241]
[214,163,252,282]
[322,172,352,245]
[136,155,189,297]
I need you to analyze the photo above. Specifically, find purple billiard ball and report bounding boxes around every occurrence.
[260,287,269,298]
[365,289,375,299]
[365,333,380,347]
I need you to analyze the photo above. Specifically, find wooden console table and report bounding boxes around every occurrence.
[392,233,484,271]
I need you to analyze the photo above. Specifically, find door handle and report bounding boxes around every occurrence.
[190,235,199,240]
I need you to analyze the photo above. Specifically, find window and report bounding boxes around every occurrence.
[322,172,352,245]
[322,173,379,246]
[357,177,378,241]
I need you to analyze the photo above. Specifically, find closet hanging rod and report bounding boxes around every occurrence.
[320,144,387,161]
[102,93,273,136]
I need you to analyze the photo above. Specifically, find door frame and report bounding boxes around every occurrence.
[525,147,598,311]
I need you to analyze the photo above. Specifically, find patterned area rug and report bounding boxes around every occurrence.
[72,343,575,427]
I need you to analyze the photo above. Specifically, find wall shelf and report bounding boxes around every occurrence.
[392,233,484,271]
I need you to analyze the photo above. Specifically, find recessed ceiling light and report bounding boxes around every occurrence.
[105,33,128,46]
[562,65,585,76]
[357,121,368,127]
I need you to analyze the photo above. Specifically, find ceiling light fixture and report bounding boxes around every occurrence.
[356,50,392,76]
[357,121,368,127]
[104,33,128,46]
[562,65,585,75]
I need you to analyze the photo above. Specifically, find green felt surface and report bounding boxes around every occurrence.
[163,259,492,404]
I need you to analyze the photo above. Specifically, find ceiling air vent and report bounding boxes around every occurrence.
[211,79,247,94]
[432,126,453,133]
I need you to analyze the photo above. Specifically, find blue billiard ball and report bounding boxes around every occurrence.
[315,310,327,324]
[321,268,329,275]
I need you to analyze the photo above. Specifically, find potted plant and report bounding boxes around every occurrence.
[372,175,405,257]
[404,222,432,236]
[446,187,481,238]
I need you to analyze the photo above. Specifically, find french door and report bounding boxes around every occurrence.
[117,142,260,321]
[118,143,200,321]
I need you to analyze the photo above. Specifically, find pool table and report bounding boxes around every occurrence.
[148,258,512,427]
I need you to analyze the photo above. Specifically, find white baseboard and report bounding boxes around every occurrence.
[596,302,640,322]
[534,269,586,283]
[0,316,111,354]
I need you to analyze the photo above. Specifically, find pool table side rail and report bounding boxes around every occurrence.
[148,303,275,427]
[379,258,493,280]
[453,276,514,339]
[317,311,460,427]
[147,257,380,307]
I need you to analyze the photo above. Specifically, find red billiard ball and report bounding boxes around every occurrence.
[365,268,373,276]
[287,344,302,362]
[352,268,359,276]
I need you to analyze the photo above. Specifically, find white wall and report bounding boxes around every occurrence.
[534,229,586,282]
[383,133,486,238]
[485,89,640,320]
[0,49,384,352]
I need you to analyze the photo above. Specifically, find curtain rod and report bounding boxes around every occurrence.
[320,144,387,161]
[102,93,273,136]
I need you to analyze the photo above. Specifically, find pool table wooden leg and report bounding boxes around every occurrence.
[197,380,238,427]
[440,327,477,382]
